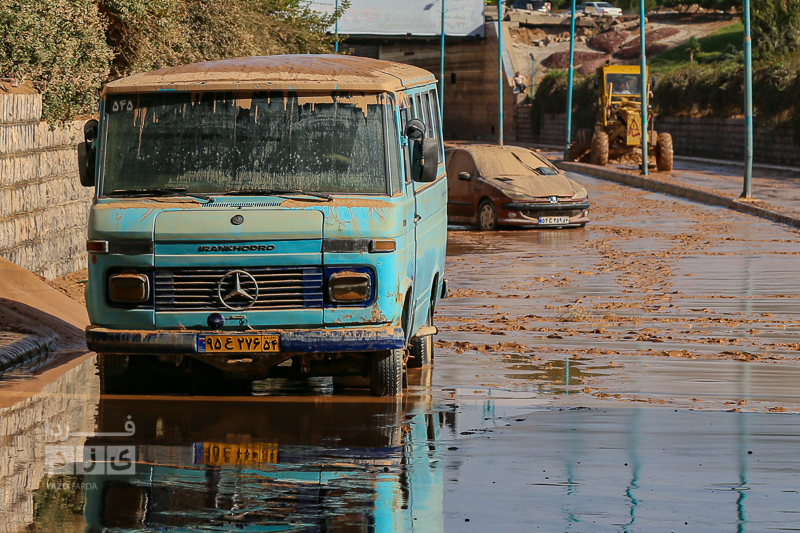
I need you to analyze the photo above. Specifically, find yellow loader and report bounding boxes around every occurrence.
[571,65,673,171]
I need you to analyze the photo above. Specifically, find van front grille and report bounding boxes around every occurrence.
[154,266,323,311]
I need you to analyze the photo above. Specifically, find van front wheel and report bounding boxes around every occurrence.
[371,349,404,397]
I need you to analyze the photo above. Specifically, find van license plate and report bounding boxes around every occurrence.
[201,442,279,465]
[539,216,570,225]
[199,335,280,353]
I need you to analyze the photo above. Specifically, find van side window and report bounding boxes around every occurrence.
[400,106,413,184]
[387,106,402,194]
[420,94,432,138]
[425,91,441,141]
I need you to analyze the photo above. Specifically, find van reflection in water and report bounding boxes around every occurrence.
[78,395,443,531]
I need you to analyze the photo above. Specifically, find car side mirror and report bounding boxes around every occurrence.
[417,138,440,183]
[458,171,471,181]
[78,119,98,187]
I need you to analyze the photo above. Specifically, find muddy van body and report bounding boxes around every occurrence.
[78,55,447,396]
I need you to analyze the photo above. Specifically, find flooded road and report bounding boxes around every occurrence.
[3,173,800,531]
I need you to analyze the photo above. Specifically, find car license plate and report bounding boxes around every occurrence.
[539,216,570,225]
[201,442,278,466]
[199,334,280,352]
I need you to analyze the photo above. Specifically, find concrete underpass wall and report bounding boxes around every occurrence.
[366,23,517,141]
[518,112,800,167]
[0,92,91,279]
[657,117,800,167]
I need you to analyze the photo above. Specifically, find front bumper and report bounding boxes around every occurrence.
[500,201,590,227]
[86,325,405,355]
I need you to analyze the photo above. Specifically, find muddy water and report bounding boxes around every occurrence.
[3,172,800,531]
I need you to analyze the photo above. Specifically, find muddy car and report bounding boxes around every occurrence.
[445,144,590,230]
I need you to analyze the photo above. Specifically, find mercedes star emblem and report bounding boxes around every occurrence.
[217,270,259,310]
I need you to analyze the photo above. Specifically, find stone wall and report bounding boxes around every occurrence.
[0,357,99,532]
[517,111,800,167]
[0,92,92,280]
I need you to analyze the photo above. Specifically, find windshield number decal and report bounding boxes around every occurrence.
[111,100,135,112]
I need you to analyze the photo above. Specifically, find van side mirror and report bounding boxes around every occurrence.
[78,119,98,187]
[405,118,426,140]
[418,138,440,182]
[458,171,471,181]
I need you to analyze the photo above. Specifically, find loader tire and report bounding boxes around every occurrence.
[656,132,673,171]
[591,131,609,166]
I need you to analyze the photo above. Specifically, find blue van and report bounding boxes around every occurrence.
[78,55,448,396]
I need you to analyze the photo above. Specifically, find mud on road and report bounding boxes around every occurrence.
[435,173,800,412]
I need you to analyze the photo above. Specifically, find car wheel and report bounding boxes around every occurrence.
[656,132,673,171]
[370,348,405,397]
[478,200,497,231]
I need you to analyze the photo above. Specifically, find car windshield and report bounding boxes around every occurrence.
[597,2,616,7]
[102,92,393,195]
[471,148,555,177]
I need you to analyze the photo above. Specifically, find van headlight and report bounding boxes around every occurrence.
[327,271,372,304]
[108,271,150,303]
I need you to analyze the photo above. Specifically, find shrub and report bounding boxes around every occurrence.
[0,0,347,122]
[0,0,113,122]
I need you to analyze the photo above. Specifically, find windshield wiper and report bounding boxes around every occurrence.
[107,187,214,201]
[225,188,333,201]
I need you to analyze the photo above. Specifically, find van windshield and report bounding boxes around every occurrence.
[102,92,393,195]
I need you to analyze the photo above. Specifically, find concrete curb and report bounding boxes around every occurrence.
[0,332,56,373]
[555,161,800,230]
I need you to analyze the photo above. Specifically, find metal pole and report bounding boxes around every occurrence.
[530,52,535,99]
[742,0,753,197]
[334,0,339,52]
[639,0,648,175]
[564,0,577,159]
[498,1,504,145]
[440,0,445,116]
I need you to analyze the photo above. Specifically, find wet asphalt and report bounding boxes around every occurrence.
[2,172,800,532]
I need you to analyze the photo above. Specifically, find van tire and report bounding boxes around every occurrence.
[408,310,433,368]
[370,349,404,397]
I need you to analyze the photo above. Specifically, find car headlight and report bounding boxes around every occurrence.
[502,188,535,200]
[571,187,588,200]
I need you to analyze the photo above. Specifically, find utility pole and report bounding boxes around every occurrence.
[564,0,577,159]
[440,0,446,116]
[334,0,340,52]
[498,1,504,145]
[639,0,648,176]
[742,0,753,197]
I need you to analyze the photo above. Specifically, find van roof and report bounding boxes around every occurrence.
[103,55,437,95]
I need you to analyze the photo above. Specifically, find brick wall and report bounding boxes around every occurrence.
[0,92,92,279]
[518,112,800,167]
